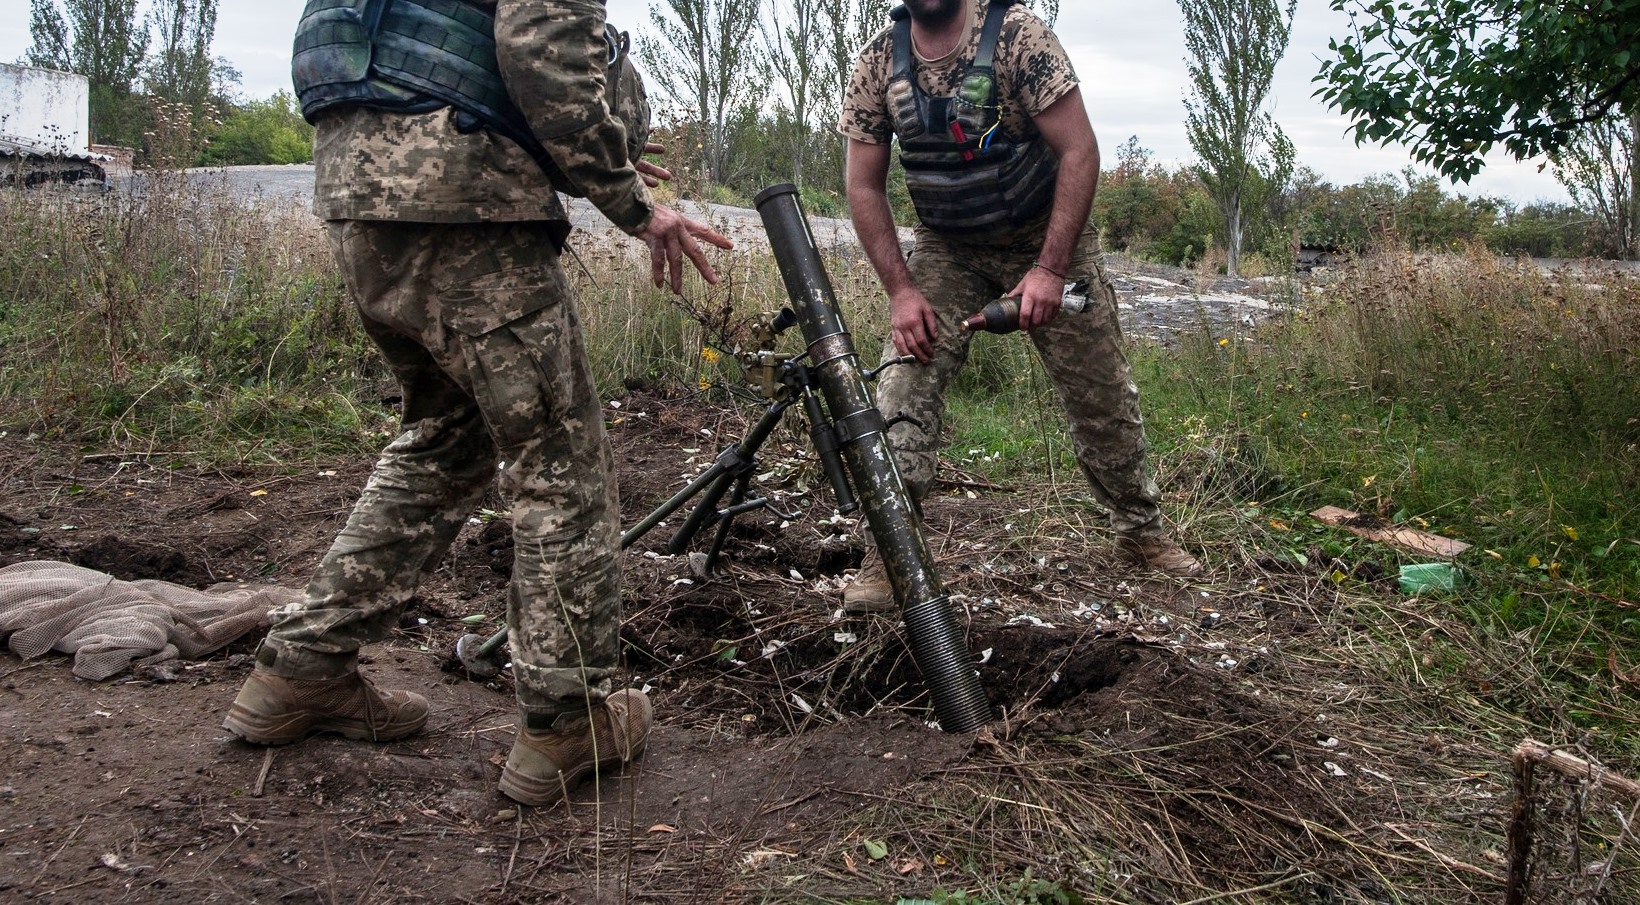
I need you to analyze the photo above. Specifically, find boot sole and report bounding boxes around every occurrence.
[223,703,426,746]
[498,744,647,808]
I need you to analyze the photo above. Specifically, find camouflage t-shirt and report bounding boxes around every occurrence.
[313,0,654,234]
[838,0,1079,147]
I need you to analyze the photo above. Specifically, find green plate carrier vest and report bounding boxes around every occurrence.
[887,0,1059,238]
[290,0,648,194]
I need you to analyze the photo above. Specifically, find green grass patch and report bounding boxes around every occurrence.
[0,179,387,460]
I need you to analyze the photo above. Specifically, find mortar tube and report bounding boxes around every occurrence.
[752,183,993,733]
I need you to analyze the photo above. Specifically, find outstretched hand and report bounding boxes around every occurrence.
[634,141,672,187]
[637,205,733,294]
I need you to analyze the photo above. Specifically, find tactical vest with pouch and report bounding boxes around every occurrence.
[887,0,1058,238]
[290,0,649,194]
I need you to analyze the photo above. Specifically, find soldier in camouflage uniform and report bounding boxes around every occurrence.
[223,0,732,808]
[838,0,1200,612]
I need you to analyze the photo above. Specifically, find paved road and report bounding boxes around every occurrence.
[150,163,875,250]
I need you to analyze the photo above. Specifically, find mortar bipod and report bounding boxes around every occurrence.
[454,309,889,680]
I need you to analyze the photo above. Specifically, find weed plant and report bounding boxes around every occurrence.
[0,177,383,459]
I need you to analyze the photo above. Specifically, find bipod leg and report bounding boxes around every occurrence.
[622,458,731,549]
[702,470,755,572]
[461,396,793,681]
[667,468,737,554]
[621,397,790,550]
[657,396,794,555]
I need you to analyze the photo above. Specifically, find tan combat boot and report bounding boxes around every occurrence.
[1117,534,1204,577]
[842,547,896,614]
[223,670,429,745]
[499,688,654,807]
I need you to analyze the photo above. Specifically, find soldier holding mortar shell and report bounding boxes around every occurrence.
[838,0,1201,612]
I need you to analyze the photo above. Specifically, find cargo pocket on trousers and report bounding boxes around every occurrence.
[439,249,567,338]
[442,262,577,455]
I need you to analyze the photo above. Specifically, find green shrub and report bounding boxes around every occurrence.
[199,91,315,166]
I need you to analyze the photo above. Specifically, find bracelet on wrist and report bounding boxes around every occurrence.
[1032,260,1066,279]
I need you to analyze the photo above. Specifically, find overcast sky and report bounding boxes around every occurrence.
[0,0,1571,203]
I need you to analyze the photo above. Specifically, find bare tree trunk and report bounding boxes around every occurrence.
[1629,107,1639,259]
[1225,188,1243,277]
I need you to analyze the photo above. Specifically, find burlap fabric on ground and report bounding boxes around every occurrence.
[0,561,290,680]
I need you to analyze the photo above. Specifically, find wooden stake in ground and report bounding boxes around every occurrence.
[1505,739,1640,905]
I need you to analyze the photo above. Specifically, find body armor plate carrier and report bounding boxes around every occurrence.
[887,0,1058,239]
[290,0,648,194]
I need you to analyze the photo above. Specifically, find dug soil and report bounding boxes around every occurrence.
[1,386,1387,903]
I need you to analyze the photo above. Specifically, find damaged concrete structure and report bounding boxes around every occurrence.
[0,62,108,187]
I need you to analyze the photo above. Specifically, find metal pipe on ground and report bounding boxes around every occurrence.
[752,183,994,733]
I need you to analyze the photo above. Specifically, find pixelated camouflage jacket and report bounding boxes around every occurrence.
[312,0,654,235]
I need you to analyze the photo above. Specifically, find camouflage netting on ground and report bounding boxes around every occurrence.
[0,561,287,680]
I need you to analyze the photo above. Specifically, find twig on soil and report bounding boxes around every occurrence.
[499,810,522,900]
[352,848,395,905]
[0,661,52,681]
[78,450,202,462]
[1515,739,1640,801]
[1383,823,1504,882]
[30,814,88,889]
[252,747,275,797]
[39,875,105,896]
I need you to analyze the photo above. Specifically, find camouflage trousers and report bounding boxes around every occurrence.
[873,220,1165,538]
[260,220,621,721]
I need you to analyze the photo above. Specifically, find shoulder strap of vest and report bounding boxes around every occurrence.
[361,0,390,38]
[972,0,1013,74]
[890,1,1014,82]
[891,8,913,81]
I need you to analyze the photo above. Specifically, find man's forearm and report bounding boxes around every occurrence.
[497,0,653,234]
[849,186,916,298]
[1037,143,1098,274]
